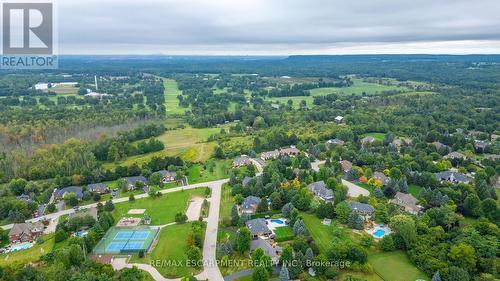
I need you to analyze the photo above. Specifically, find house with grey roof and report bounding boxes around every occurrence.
[326,138,345,146]
[280,146,300,157]
[54,186,83,201]
[431,141,451,153]
[233,155,252,167]
[390,192,421,214]
[348,201,374,217]
[245,218,272,238]
[87,183,109,194]
[240,196,261,214]
[335,115,344,123]
[360,136,376,145]
[372,172,389,185]
[474,140,489,153]
[339,160,353,173]
[158,170,177,183]
[124,176,149,191]
[444,151,466,161]
[242,176,253,187]
[435,171,470,184]
[307,181,334,202]
[9,222,44,243]
[251,238,282,263]
[260,150,280,161]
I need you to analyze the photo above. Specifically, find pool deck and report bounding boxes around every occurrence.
[366,224,392,239]
[266,218,287,231]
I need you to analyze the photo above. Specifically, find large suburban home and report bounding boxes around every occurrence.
[245,218,272,239]
[242,176,253,187]
[251,238,282,264]
[326,138,345,146]
[390,192,421,215]
[124,176,149,190]
[431,141,451,153]
[360,136,376,145]
[348,201,374,219]
[87,183,109,194]
[233,155,252,167]
[69,207,98,221]
[240,196,262,214]
[158,170,177,183]
[372,171,389,186]
[260,150,280,161]
[9,222,44,243]
[339,160,353,173]
[54,186,83,201]
[307,181,334,202]
[474,140,489,153]
[435,171,470,184]
[443,151,466,161]
[392,137,411,147]
[280,146,300,157]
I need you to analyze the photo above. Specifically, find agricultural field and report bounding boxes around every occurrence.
[46,84,79,95]
[110,188,206,224]
[163,78,189,115]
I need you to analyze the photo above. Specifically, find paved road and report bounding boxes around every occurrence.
[311,160,325,172]
[1,179,228,231]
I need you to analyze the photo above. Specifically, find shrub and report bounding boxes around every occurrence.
[175,212,188,223]
[379,235,395,251]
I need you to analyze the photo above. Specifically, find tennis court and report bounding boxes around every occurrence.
[93,226,160,254]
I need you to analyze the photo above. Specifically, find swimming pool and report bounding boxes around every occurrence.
[373,229,386,238]
[270,219,286,225]
[10,242,33,252]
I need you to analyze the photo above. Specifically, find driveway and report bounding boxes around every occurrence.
[186,197,204,221]
[341,179,370,197]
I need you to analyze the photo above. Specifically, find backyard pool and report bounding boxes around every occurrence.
[270,219,286,225]
[373,229,386,238]
[9,242,33,252]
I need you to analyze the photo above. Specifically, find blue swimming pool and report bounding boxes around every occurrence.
[373,229,386,238]
[270,219,286,225]
[10,242,33,252]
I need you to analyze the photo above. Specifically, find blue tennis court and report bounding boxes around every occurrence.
[94,226,160,254]
[114,231,150,240]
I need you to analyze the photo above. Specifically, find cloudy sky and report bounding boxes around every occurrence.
[58,0,500,55]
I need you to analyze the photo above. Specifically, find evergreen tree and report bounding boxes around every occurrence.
[231,204,240,226]
[348,212,364,230]
[279,265,290,281]
[432,271,441,281]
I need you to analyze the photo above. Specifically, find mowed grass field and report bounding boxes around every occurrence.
[46,84,78,95]
[0,233,55,267]
[163,79,189,115]
[111,188,206,224]
[266,78,412,108]
[130,222,198,278]
[369,251,429,281]
[362,132,386,141]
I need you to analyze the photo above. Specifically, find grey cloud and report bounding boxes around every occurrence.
[57,0,500,54]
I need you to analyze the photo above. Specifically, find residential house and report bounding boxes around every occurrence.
[444,151,466,161]
[360,136,376,145]
[372,172,389,185]
[251,238,282,264]
[233,155,252,167]
[307,181,334,202]
[54,186,83,201]
[260,150,280,161]
[339,160,353,173]
[474,140,489,153]
[326,138,345,146]
[271,103,280,110]
[348,201,374,220]
[240,196,262,214]
[280,146,300,157]
[158,170,177,183]
[9,222,44,243]
[242,176,253,187]
[124,176,149,191]
[435,171,470,184]
[392,137,411,147]
[390,192,421,214]
[432,141,451,153]
[69,207,98,221]
[87,183,109,194]
[245,218,272,238]
[16,194,32,201]
[334,115,344,123]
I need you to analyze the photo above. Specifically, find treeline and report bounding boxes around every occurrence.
[263,78,353,97]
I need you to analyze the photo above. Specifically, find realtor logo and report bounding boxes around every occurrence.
[1,1,57,69]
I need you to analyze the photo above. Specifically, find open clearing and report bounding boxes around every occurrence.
[369,251,429,281]
[111,188,206,225]
[163,79,189,115]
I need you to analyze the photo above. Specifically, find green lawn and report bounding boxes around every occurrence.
[362,132,386,141]
[163,79,189,115]
[300,213,352,253]
[111,188,206,225]
[131,223,199,278]
[273,226,294,242]
[369,251,429,281]
[220,184,235,221]
[409,184,422,198]
[186,160,231,184]
[0,233,55,267]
